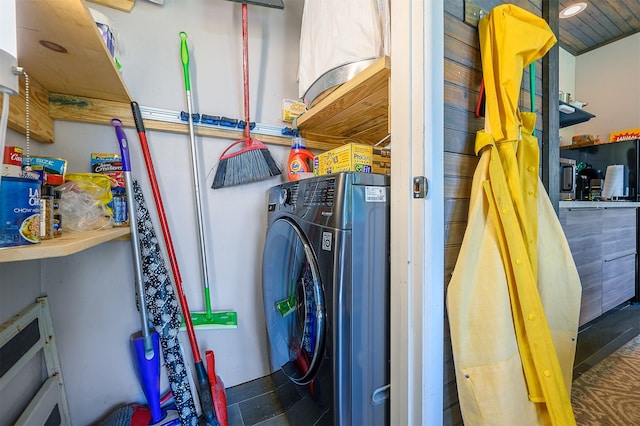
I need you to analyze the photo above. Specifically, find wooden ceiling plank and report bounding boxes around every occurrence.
[592,0,636,34]
[559,0,640,56]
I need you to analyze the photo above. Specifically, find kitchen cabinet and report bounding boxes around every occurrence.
[559,100,595,129]
[601,208,637,311]
[560,208,603,325]
[560,206,637,326]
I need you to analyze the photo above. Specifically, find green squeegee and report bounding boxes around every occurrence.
[179,31,237,330]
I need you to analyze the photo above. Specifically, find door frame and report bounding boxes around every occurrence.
[390,1,445,424]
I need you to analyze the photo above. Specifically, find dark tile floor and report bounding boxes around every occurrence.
[573,301,640,379]
[225,302,640,425]
[225,371,289,426]
[224,363,334,426]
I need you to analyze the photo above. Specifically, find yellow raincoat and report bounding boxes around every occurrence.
[447,5,582,425]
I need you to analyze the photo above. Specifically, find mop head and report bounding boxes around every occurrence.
[212,138,282,189]
[180,310,239,330]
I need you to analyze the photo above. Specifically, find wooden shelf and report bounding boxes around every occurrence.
[86,0,135,12]
[561,138,629,150]
[0,227,130,263]
[47,94,293,149]
[17,0,131,103]
[0,0,133,144]
[296,56,391,149]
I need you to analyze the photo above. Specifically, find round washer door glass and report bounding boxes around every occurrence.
[262,217,325,385]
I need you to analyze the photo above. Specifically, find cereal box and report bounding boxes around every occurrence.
[609,127,640,143]
[282,99,307,123]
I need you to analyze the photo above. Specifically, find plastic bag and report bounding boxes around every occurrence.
[57,179,114,232]
[65,173,116,215]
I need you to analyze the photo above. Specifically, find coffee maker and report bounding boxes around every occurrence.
[576,164,602,200]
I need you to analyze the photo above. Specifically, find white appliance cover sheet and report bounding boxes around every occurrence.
[298,0,390,98]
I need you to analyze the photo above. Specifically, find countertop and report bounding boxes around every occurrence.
[560,200,640,208]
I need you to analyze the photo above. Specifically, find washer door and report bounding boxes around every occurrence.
[262,217,325,385]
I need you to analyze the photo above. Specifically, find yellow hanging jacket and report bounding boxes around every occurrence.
[447,5,582,425]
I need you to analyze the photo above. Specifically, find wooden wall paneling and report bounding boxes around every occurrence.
[444,245,462,277]
[444,176,473,200]
[444,13,480,50]
[443,8,479,423]
[444,128,476,156]
[445,198,470,223]
[0,74,53,144]
[444,107,483,138]
[444,34,481,70]
[443,1,545,423]
[543,1,560,208]
[444,83,479,120]
[444,0,464,19]
[444,152,478,177]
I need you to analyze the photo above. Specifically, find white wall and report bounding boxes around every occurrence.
[573,33,640,141]
[1,1,303,424]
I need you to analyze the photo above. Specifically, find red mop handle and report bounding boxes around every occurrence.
[131,101,202,364]
[242,3,251,140]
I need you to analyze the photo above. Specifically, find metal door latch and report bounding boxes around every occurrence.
[413,176,428,199]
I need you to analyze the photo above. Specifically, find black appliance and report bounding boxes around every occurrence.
[561,139,639,201]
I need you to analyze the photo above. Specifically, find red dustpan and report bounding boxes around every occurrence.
[206,350,228,426]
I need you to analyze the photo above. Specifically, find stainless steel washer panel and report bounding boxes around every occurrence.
[266,172,390,230]
[263,172,390,426]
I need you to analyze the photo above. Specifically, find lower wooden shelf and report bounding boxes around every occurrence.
[0,227,130,263]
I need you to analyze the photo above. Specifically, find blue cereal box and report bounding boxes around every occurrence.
[0,177,41,247]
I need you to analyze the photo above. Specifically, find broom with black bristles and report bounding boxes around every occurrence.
[212,2,282,189]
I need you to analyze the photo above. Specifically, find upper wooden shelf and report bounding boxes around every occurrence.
[1,0,133,144]
[560,137,635,151]
[17,0,132,104]
[296,56,391,147]
[0,227,129,263]
[87,0,135,13]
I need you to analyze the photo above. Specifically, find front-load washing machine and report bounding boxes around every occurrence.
[262,172,390,425]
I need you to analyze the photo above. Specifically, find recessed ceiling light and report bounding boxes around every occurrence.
[559,2,588,18]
